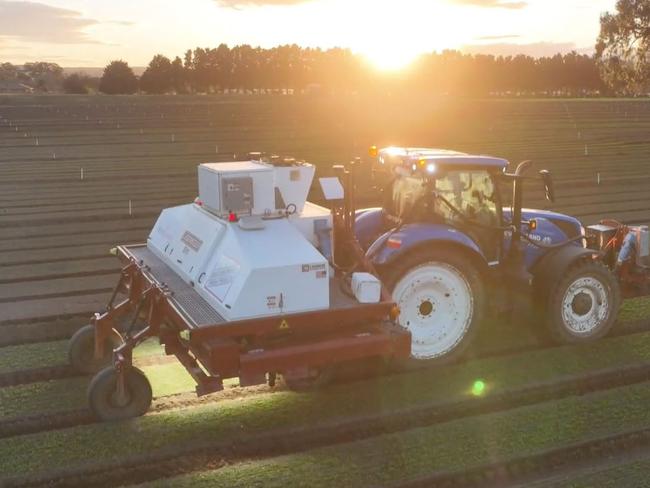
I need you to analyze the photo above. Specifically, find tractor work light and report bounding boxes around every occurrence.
[426,163,436,174]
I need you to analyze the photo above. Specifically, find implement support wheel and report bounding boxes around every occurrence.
[68,324,123,375]
[88,366,152,421]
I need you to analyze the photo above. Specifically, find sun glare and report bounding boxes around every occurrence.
[361,44,421,72]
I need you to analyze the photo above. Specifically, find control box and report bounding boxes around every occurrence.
[198,162,275,218]
[586,224,617,251]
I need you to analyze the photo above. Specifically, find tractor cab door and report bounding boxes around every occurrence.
[386,169,502,262]
[432,169,502,263]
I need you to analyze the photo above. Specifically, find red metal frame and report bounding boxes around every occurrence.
[92,245,410,397]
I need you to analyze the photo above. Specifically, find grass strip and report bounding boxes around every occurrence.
[0,340,68,374]
[5,299,650,418]
[131,382,650,488]
[3,330,650,478]
[531,455,650,488]
[0,361,196,419]
[0,338,166,376]
[619,296,650,322]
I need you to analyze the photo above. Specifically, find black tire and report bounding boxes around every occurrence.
[68,324,123,375]
[543,259,620,344]
[383,247,486,368]
[88,366,152,421]
[283,366,335,392]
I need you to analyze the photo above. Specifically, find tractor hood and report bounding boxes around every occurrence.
[503,207,583,239]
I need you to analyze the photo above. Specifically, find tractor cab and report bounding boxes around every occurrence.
[366,147,509,263]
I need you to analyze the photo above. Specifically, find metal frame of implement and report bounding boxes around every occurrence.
[92,203,410,397]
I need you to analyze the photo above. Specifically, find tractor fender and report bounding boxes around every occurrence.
[355,208,384,250]
[530,245,598,295]
[367,223,487,269]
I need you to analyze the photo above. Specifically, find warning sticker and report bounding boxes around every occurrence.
[181,231,203,252]
[267,295,278,309]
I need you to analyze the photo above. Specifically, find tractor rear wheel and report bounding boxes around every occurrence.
[384,248,485,367]
[68,324,123,375]
[544,259,620,343]
[88,366,152,421]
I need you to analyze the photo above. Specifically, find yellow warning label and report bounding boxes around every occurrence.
[279,319,290,330]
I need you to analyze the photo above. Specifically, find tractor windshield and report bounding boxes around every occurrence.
[434,170,499,228]
[390,170,498,226]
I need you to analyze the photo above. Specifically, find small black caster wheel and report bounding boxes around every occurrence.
[88,366,152,421]
[68,324,123,374]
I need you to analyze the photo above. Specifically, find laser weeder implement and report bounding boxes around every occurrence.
[69,156,408,421]
[68,148,650,420]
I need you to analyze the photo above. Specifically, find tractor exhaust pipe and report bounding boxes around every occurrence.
[510,160,533,244]
[503,160,534,290]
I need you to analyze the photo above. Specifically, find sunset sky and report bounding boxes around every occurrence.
[0,0,616,68]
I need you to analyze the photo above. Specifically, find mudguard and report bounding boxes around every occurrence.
[367,223,486,267]
[355,208,384,250]
[531,245,598,293]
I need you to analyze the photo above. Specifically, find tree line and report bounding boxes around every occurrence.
[91,47,604,97]
[2,0,650,98]
[0,48,607,97]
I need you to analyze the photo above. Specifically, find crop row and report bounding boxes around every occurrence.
[4,328,650,482]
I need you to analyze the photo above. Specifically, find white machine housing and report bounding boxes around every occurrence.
[148,160,333,322]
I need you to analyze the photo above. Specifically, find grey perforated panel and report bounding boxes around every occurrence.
[126,246,225,328]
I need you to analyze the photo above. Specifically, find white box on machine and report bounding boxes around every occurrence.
[147,202,330,321]
[290,201,331,246]
[198,162,275,217]
[351,272,381,304]
[274,164,316,214]
[200,218,329,319]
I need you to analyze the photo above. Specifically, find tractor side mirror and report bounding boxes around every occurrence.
[539,169,555,203]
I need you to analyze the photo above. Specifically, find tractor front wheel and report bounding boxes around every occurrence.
[88,366,152,421]
[68,324,123,375]
[384,248,485,367]
[545,259,620,343]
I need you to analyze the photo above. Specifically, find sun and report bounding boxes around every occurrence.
[360,44,421,72]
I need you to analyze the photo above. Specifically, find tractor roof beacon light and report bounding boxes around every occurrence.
[369,145,379,158]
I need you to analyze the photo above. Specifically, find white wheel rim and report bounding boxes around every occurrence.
[561,276,609,335]
[393,262,473,360]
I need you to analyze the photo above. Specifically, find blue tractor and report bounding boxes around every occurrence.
[340,147,621,366]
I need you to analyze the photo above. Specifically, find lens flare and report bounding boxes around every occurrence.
[471,379,486,397]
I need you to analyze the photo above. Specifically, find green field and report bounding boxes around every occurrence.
[2,94,650,486]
